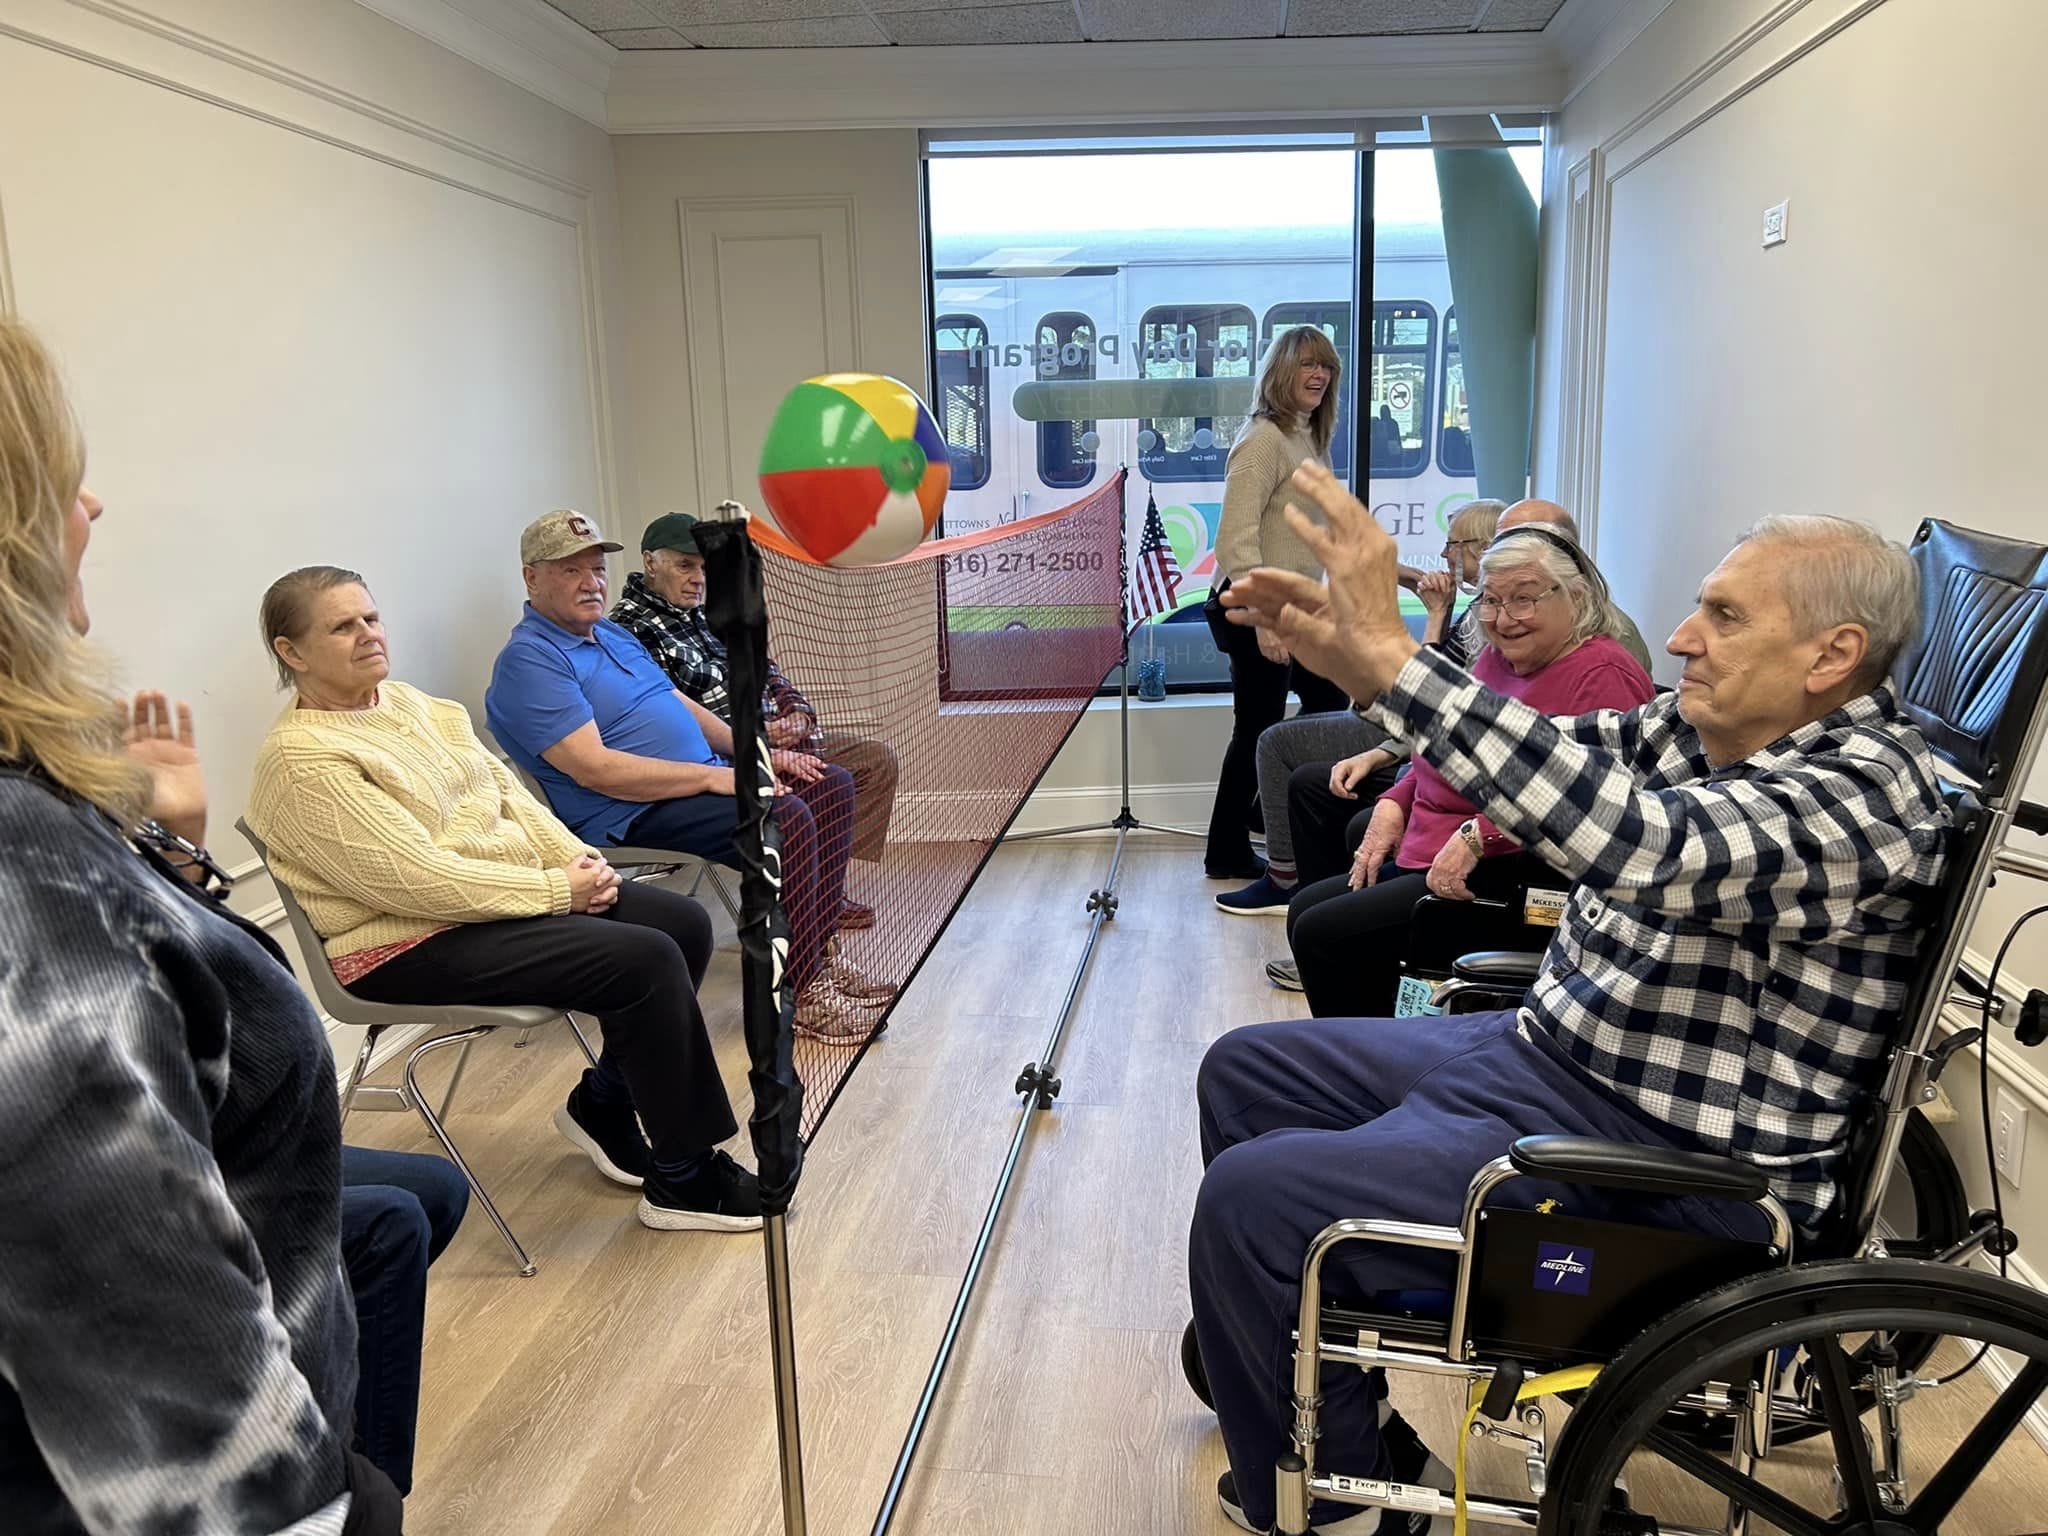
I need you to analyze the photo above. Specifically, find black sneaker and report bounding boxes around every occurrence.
[638,1150,765,1233]
[552,1075,651,1187]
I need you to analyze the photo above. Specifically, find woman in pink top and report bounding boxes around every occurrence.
[1283,527,1655,1017]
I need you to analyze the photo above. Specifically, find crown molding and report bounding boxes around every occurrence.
[1548,0,1678,104]
[608,32,1564,134]
[350,0,615,128]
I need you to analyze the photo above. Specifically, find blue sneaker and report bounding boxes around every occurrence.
[1215,872,1293,917]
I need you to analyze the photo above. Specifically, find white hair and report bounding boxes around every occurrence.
[1479,531,1628,650]
[1738,515,1919,679]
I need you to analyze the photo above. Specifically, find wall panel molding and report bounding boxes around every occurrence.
[349,0,615,128]
[2,0,620,527]
[677,195,859,515]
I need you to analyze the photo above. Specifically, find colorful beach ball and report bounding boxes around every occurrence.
[757,373,950,566]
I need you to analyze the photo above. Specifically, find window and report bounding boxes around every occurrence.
[1035,311,1096,489]
[1263,301,1353,481]
[1366,301,1435,478]
[1439,306,1473,478]
[935,313,991,491]
[1137,303,1255,483]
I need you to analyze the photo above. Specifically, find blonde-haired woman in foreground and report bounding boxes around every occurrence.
[0,316,405,1533]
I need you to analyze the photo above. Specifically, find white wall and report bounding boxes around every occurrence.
[1535,0,2048,1284]
[1,0,633,1068]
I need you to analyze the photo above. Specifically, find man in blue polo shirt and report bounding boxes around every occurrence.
[486,509,890,1041]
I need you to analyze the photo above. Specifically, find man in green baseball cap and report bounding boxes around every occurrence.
[610,512,901,899]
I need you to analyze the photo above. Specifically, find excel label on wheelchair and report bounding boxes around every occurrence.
[1252,521,2048,1536]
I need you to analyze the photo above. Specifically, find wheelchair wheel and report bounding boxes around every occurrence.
[1539,1259,2048,1536]
[1664,1108,1967,1453]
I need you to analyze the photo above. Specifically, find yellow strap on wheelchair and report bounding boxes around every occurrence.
[1452,1364,1601,1536]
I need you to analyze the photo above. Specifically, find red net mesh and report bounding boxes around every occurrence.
[755,473,1128,1140]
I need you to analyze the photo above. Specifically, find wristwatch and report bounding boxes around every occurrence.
[1457,818,1485,860]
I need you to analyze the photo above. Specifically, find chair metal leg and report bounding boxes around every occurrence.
[565,1012,599,1067]
[513,1026,535,1049]
[339,1024,382,1127]
[437,1036,479,1121]
[703,864,741,922]
[403,1027,537,1277]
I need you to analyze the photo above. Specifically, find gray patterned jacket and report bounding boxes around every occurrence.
[0,769,388,1534]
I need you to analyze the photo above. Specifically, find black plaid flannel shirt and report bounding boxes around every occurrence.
[609,573,819,745]
[1375,645,1952,1233]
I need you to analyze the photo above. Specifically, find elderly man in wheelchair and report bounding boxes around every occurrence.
[1195,465,2048,1536]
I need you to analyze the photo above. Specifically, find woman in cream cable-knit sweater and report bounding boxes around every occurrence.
[247,566,760,1236]
[1201,325,1351,879]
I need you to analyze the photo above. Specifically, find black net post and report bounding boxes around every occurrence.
[694,503,808,1536]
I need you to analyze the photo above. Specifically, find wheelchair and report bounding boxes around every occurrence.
[1184,519,2048,1534]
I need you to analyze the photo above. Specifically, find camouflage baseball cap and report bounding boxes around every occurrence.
[519,509,623,565]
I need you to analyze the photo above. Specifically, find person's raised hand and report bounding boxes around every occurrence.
[1222,461,1419,701]
[1416,569,1456,617]
[1255,626,1291,666]
[122,691,206,846]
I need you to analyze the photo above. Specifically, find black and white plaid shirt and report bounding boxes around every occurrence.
[1377,646,1951,1233]
[609,572,818,742]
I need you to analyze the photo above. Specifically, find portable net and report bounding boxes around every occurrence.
[748,472,1128,1140]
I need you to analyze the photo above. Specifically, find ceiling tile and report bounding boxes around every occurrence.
[599,25,692,45]
[1474,0,1565,29]
[879,3,1084,43]
[538,0,664,29]
[639,0,861,24]
[1285,0,1480,36]
[679,12,890,44]
[1081,0,1284,42]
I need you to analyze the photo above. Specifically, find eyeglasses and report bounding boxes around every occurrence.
[1442,538,1483,553]
[1473,585,1561,621]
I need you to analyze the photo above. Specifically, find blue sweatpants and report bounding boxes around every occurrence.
[1190,1009,1769,1532]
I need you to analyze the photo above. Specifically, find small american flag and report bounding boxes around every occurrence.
[1129,487,1182,623]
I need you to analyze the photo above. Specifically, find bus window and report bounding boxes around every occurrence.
[935,313,991,491]
[1036,311,1096,489]
[1263,301,1352,481]
[1367,301,1435,479]
[1138,303,1254,483]
[1439,306,1473,478]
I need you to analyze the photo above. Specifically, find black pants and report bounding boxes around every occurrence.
[350,882,735,1163]
[1286,853,1547,1018]
[1204,592,1348,874]
[1286,758,1402,890]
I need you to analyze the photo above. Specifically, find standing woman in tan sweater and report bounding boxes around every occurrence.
[247,566,761,1236]
[1202,325,1350,879]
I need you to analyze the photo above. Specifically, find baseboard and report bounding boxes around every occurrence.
[1006,781,1214,838]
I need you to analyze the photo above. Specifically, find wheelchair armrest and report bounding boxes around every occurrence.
[1451,950,1544,986]
[2018,798,2048,837]
[1508,1135,1769,1204]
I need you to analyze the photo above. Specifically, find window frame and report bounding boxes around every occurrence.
[1261,300,1354,482]
[934,311,993,492]
[1034,309,1098,490]
[1438,304,1474,479]
[1366,299,1437,481]
[1136,301,1257,485]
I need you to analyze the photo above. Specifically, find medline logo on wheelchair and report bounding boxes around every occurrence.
[1534,1242,1593,1295]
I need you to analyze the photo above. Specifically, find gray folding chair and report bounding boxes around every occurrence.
[238,820,598,1278]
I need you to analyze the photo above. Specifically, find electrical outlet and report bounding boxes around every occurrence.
[1995,1087,2027,1188]
[1762,200,1788,248]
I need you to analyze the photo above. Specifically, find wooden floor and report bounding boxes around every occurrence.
[351,839,2048,1535]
